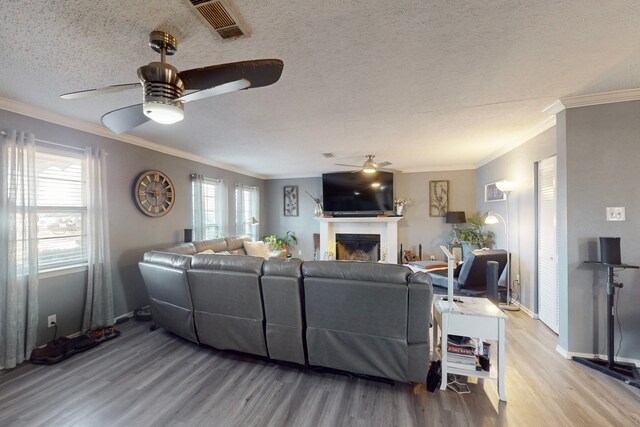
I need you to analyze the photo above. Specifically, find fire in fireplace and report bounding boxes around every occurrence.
[335,233,381,262]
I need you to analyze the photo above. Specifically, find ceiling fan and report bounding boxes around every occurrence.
[335,154,393,173]
[60,31,284,134]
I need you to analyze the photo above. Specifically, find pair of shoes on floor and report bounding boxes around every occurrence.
[31,337,76,364]
[86,325,120,344]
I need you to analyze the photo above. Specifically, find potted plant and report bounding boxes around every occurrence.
[262,231,298,257]
[456,214,495,257]
[394,198,413,216]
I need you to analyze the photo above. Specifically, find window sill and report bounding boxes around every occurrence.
[39,264,88,279]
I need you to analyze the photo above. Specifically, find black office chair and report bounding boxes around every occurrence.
[429,249,507,297]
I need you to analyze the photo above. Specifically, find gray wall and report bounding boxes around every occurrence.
[558,101,640,360]
[263,177,322,260]
[395,170,477,260]
[476,128,556,311]
[1,109,264,345]
[264,170,477,261]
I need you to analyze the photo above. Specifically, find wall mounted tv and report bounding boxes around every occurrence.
[322,171,394,216]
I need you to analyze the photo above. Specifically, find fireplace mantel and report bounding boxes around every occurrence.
[315,216,401,263]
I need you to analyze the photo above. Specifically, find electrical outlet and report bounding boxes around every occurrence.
[516,274,520,282]
[48,314,56,328]
[298,250,302,256]
[606,207,625,222]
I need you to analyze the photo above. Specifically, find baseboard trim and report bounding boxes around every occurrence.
[556,345,640,367]
[514,301,538,319]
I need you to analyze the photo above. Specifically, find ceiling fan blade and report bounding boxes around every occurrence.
[377,161,392,168]
[60,83,141,100]
[175,79,251,103]
[335,163,362,168]
[179,59,284,91]
[101,104,150,134]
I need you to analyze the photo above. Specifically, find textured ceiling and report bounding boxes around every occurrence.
[2,0,640,178]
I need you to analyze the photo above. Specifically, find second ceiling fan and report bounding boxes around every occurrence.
[335,154,393,173]
[61,30,284,134]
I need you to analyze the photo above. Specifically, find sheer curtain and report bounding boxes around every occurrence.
[82,147,114,331]
[191,174,227,240]
[0,130,39,369]
[235,184,259,241]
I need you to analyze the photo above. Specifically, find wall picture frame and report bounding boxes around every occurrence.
[485,182,506,202]
[283,185,299,216]
[429,180,449,217]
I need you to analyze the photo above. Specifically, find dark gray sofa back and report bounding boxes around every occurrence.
[138,252,198,343]
[261,258,305,365]
[302,261,425,382]
[187,254,267,356]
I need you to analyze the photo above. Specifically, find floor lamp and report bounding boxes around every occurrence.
[486,180,519,311]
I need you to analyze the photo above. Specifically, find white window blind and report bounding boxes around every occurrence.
[235,184,259,241]
[35,149,87,271]
[192,175,227,240]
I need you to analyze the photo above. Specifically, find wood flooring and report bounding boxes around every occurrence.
[1,311,639,426]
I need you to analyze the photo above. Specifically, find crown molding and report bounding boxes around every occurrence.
[475,115,556,168]
[544,88,640,115]
[542,100,565,115]
[0,97,267,180]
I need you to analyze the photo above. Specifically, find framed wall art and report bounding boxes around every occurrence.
[283,185,299,216]
[429,180,449,217]
[485,182,506,202]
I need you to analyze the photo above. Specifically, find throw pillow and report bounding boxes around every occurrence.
[243,241,271,260]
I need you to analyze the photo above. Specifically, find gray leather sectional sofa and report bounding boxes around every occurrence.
[138,236,433,384]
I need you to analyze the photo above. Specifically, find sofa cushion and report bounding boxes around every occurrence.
[302,261,410,284]
[193,238,227,253]
[143,251,192,270]
[191,253,263,274]
[243,241,271,259]
[226,235,252,251]
[162,242,197,255]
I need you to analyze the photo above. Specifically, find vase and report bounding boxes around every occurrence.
[396,205,404,216]
[314,203,324,217]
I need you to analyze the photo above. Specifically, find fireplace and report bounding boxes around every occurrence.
[315,216,401,263]
[336,234,380,262]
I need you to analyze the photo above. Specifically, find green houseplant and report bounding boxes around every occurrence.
[456,214,495,255]
[262,231,298,256]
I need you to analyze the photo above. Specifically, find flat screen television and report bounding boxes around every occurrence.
[322,171,394,216]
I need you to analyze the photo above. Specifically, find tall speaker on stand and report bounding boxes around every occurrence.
[577,237,639,388]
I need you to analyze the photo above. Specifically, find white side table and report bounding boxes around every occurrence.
[432,296,508,401]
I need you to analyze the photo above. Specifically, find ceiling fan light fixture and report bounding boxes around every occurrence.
[143,101,184,124]
[362,166,377,173]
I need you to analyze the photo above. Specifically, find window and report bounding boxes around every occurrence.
[235,184,259,241]
[35,149,87,271]
[191,175,227,240]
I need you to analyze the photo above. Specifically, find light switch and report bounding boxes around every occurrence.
[606,207,625,222]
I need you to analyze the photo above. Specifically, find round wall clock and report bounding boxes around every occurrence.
[134,170,175,217]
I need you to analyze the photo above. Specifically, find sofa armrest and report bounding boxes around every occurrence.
[407,272,433,344]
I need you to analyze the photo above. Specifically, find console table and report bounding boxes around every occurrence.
[432,296,508,401]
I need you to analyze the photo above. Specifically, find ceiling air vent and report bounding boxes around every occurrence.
[186,0,250,40]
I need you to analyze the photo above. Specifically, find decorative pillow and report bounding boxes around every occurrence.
[243,241,271,259]
[197,249,215,255]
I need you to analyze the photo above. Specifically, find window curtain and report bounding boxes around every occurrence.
[235,184,259,241]
[191,174,206,241]
[0,130,39,369]
[82,147,114,331]
[191,174,227,240]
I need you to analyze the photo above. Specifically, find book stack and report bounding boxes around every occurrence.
[446,335,480,371]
